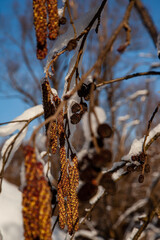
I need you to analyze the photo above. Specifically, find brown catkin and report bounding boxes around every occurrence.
[50,121,58,154]
[47,0,59,40]
[42,79,56,132]
[33,0,48,59]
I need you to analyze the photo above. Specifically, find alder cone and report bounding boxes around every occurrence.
[79,165,99,182]
[78,182,98,202]
[90,137,104,149]
[59,16,67,25]
[70,113,81,124]
[71,102,81,113]
[67,39,77,51]
[80,102,88,112]
[144,164,150,173]
[100,173,116,195]
[90,149,112,168]
[77,84,88,97]
[97,123,113,138]
[138,174,144,183]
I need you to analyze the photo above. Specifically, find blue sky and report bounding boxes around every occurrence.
[0,0,160,125]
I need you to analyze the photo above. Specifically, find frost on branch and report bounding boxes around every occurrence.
[123,123,160,162]
[0,105,43,171]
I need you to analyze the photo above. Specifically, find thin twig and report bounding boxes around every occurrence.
[142,104,159,153]
[66,0,77,38]
[96,71,160,88]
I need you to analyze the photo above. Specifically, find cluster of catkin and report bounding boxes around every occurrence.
[42,78,79,235]
[22,145,52,240]
[33,0,59,59]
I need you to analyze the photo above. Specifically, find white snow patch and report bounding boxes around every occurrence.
[123,123,160,161]
[112,168,124,180]
[118,114,130,122]
[128,90,148,101]
[0,105,43,137]
[82,106,106,141]
[0,180,23,240]
[89,185,104,205]
[0,128,27,171]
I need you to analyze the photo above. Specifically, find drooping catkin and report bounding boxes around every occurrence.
[22,146,52,240]
[42,79,58,154]
[41,78,55,132]
[47,0,59,40]
[33,0,48,59]
[57,181,66,229]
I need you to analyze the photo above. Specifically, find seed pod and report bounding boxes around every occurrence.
[90,149,112,168]
[71,102,81,113]
[100,173,116,195]
[47,0,59,40]
[84,94,90,101]
[97,123,113,138]
[70,113,81,124]
[59,16,67,25]
[131,155,139,162]
[138,174,144,183]
[127,164,135,172]
[67,39,77,51]
[90,137,104,149]
[79,165,99,182]
[77,84,88,98]
[144,164,150,173]
[78,182,98,202]
[80,102,88,112]
[135,165,143,172]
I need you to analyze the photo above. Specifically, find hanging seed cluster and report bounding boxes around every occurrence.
[22,146,52,240]
[41,79,79,235]
[33,0,59,59]
[126,152,150,183]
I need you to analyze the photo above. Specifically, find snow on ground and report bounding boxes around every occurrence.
[0,180,66,240]
[0,180,23,240]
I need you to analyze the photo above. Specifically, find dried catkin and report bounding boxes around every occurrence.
[41,78,56,132]
[47,0,59,40]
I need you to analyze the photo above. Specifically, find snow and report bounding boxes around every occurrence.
[0,105,43,137]
[118,114,130,122]
[0,105,44,171]
[75,229,103,240]
[125,227,139,240]
[114,199,147,228]
[82,106,106,141]
[123,123,160,161]
[89,186,104,205]
[127,90,148,101]
[0,180,23,240]
[0,128,27,171]
[112,168,124,180]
